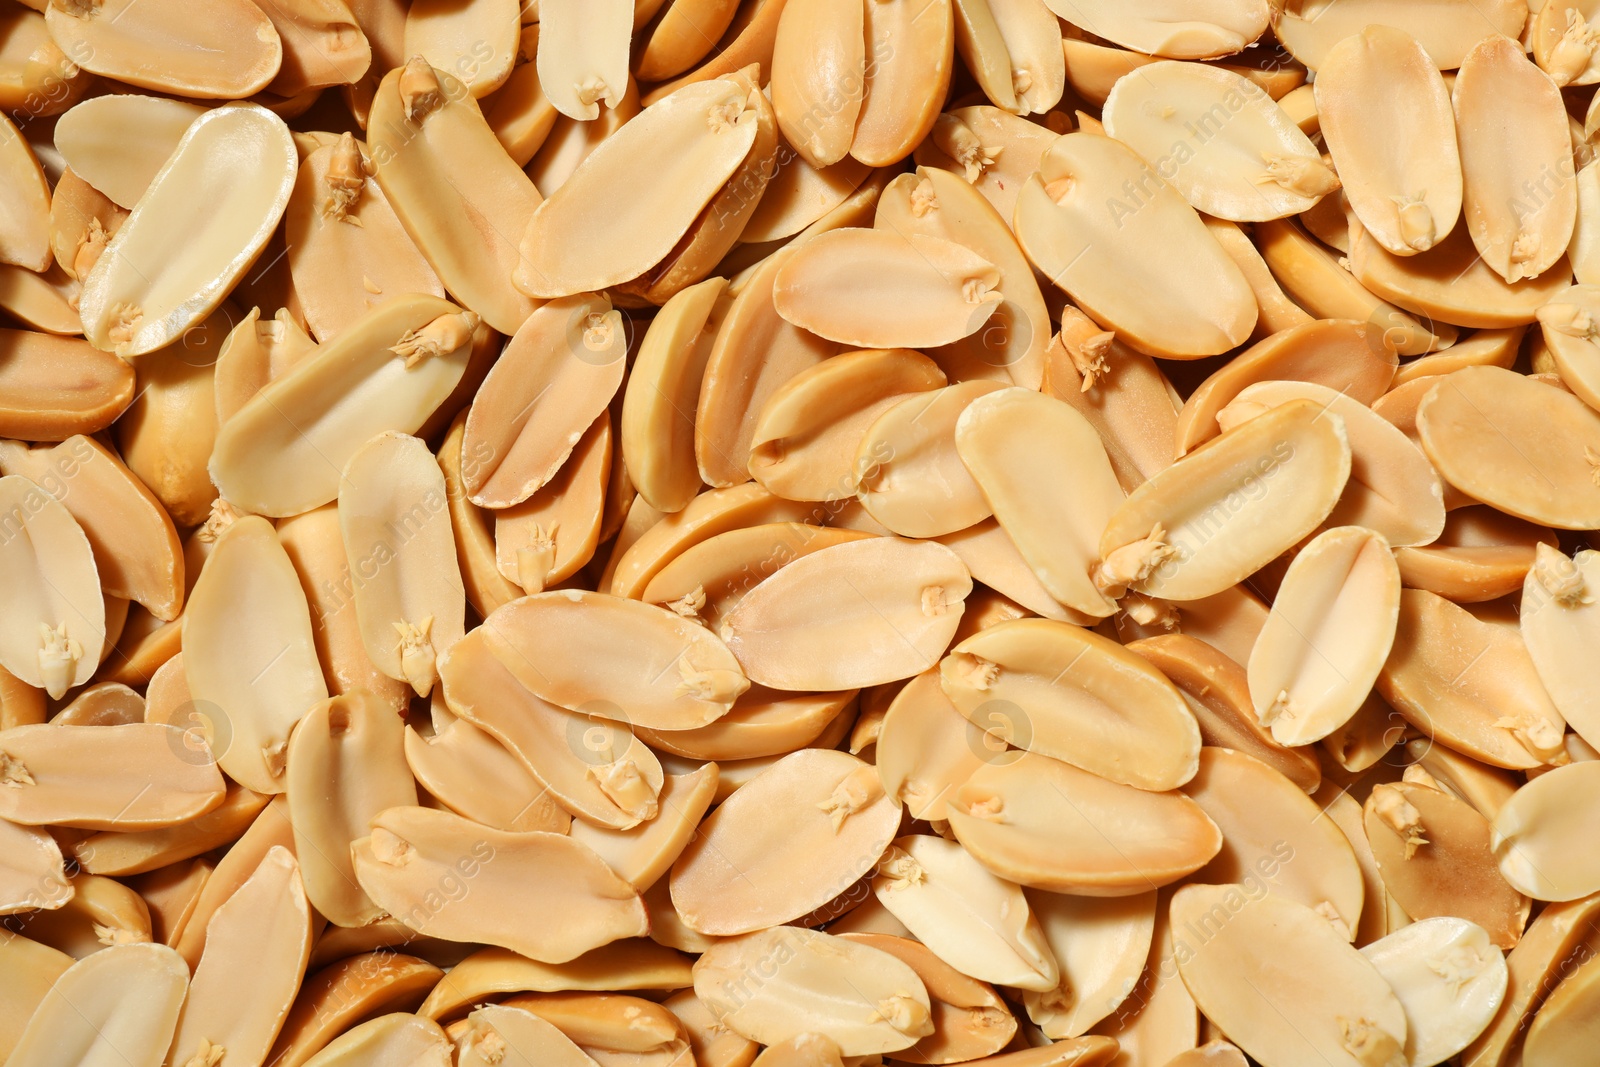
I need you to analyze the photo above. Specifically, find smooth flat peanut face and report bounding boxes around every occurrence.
[1103,61,1333,223]
[3,942,190,1067]
[670,748,899,935]
[693,927,934,1055]
[940,618,1201,791]
[1367,780,1530,948]
[718,536,970,691]
[1246,527,1402,747]
[1169,887,1408,1067]
[1014,132,1257,359]
[79,105,296,358]
[947,752,1222,895]
[0,473,104,697]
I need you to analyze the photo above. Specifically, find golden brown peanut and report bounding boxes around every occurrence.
[1174,319,1396,457]
[1051,0,1268,59]
[71,783,270,877]
[370,59,541,334]
[0,110,51,274]
[1366,780,1529,948]
[0,328,134,442]
[1418,366,1600,529]
[568,764,719,890]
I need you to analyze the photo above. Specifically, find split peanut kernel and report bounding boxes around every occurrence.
[4,3,1599,1063]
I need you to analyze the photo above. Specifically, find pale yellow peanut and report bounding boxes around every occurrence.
[693,927,934,1055]
[912,105,1060,221]
[1271,0,1526,69]
[495,413,610,592]
[941,618,1200,791]
[853,0,953,167]
[1048,0,1268,59]
[455,1003,607,1067]
[750,346,946,501]
[0,109,53,269]
[517,76,760,298]
[1417,365,1600,529]
[79,105,296,358]
[526,77,642,195]
[0,816,71,915]
[956,387,1122,616]
[872,833,1058,992]
[641,523,873,632]
[535,0,629,118]
[214,307,319,425]
[3,942,189,1067]
[439,626,664,829]
[462,294,624,508]
[486,24,558,166]
[1169,887,1407,1067]
[0,435,183,621]
[1098,398,1351,602]
[404,700,571,834]
[1492,761,1600,901]
[742,148,870,246]
[947,752,1222,895]
[954,0,1063,115]
[352,805,647,962]
[1225,381,1444,547]
[767,0,862,168]
[1205,216,1314,341]
[53,95,208,211]
[406,0,519,98]
[1316,26,1461,257]
[0,474,103,698]
[568,764,719,890]
[211,295,474,516]
[277,504,411,712]
[1455,34,1574,285]
[438,411,524,616]
[1102,61,1333,223]
[1022,889,1155,1040]
[718,535,970,691]
[0,4,88,118]
[167,845,313,1067]
[773,228,1002,351]
[936,518,1095,625]
[1523,941,1600,1067]
[1015,133,1256,359]
[285,691,415,927]
[0,261,80,336]
[838,931,1015,1063]
[670,748,899,934]
[47,0,281,97]
[301,1013,454,1067]
[182,515,328,793]
[0,932,71,1059]
[855,380,1003,538]
[1380,588,1566,770]
[876,167,1049,389]
[369,59,541,334]
[1092,899,1198,1067]
[337,431,464,697]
